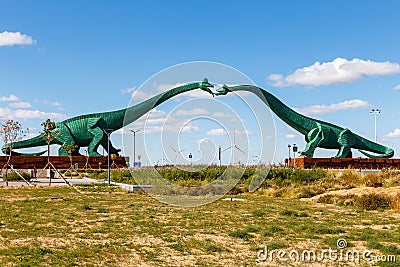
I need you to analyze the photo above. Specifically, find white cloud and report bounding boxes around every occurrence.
[121,86,137,94]
[116,108,201,134]
[295,99,371,115]
[196,138,212,144]
[394,84,400,91]
[154,82,187,91]
[175,108,209,116]
[268,58,400,87]
[212,112,241,122]
[8,101,31,108]
[234,129,252,136]
[121,86,151,101]
[285,134,297,139]
[0,31,36,46]
[0,95,19,102]
[206,128,251,137]
[383,129,400,138]
[0,107,66,120]
[207,128,226,136]
[39,99,63,107]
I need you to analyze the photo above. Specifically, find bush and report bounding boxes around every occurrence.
[389,193,400,210]
[356,194,390,210]
[229,229,253,239]
[363,173,383,187]
[2,171,31,181]
[279,209,299,217]
[339,169,361,188]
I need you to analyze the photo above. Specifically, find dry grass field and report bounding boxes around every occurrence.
[0,181,399,266]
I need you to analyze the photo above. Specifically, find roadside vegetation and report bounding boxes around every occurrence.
[82,166,400,211]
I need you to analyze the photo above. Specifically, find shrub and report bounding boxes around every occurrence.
[262,225,284,236]
[363,173,383,187]
[356,194,390,210]
[252,210,266,217]
[229,229,253,239]
[339,169,361,188]
[204,243,223,253]
[279,209,299,217]
[389,193,400,210]
[2,171,31,181]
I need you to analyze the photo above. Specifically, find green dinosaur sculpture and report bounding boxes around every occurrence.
[2,79,214,156]
[215,85,394,158]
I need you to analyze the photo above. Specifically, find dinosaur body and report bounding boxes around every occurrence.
[3,79,214,156]
[215,85,394,158]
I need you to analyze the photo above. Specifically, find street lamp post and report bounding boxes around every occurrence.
[370,109,381,142]
[84,149,88,170]
[287,144,291,167]
[130,129,140,168]
[218,146,222,167]
[103,129,113,185]
[292,144,298,168]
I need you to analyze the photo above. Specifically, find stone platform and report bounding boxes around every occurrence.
[287,157,400,169]
[0,156,129,169]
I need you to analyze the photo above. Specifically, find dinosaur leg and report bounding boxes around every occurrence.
[300,128,323,157]
[56,126,82,156]
[100,139,121,156]
[334,146,352,158]
[335,129,355,158]
[87,126,104,157]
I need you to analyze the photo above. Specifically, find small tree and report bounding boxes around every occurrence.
[0,120,27,185]
[61,143,78,178]
[40,119,59,164]
[40,119,61,185]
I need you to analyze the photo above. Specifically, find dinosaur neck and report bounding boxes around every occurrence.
[106,82,202,130]
[229,85,316,135]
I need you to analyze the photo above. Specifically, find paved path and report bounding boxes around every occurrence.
[0,177,103,187]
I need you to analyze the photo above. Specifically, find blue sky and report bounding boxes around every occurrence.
[1,1,400,165]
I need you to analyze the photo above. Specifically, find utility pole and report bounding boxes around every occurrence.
[103,129,113,185]
[130,129,140,168]
[292,144,298,168]
[370,109,381,142]
[218,146,221,167]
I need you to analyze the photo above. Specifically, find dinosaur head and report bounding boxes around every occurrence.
[198,78,215,97]
[214,84,232,96]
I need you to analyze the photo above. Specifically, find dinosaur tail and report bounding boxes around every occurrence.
[358,148,394,158]
[10,150,47,156]
[356,137,394,158]
[2,134,47,155]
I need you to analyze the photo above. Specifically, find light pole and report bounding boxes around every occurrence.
[130,129,140,168]
[103,129,113,185]
[218,146,222,167]
[370,109,381,142]
[287,144,291,167]
[292,144,298,168]
[84,149,88,170]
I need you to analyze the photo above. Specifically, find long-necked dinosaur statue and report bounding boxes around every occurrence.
[215,85,394,158]
[2,79,214,156]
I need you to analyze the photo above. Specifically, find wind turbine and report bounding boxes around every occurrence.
[222,130,246,165]
[171,146,186,165]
